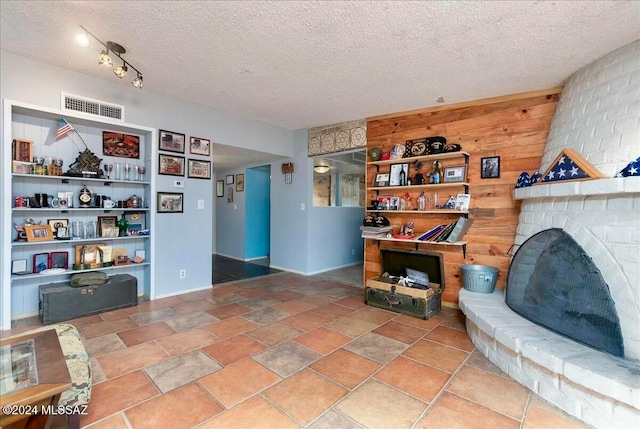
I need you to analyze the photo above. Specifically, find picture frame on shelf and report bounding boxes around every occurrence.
[389,163,409,186]
[216,180,224,197]
[11,259,29,275]
[49,251,69,269]
[374,173,390,187]
[98,216,118,237]
[481,156,500,179]
[157,192,184,213]
[24,224,53,242]
[189,136,211,156]
[74,244,105,268]
[32,253,49,273]
[159,154,185,176]
[187,159,211,179]
[12,139,33,162]
[125,212,146,235]
[56,227,69,240]
[443,165,467,183]
[159,129,186,153]
[102,132,140,159]
[236,174,245,192]
[226,174,234,185]
[47,218,69,238]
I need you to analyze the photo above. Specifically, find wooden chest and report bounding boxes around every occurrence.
[365,276,442,319]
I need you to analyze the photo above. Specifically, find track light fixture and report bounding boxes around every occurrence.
[77,25,143,89]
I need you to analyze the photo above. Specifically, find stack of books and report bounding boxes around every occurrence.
[360,226,393,238]
[416,216,473,243]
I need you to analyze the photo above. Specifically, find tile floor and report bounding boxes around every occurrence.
[4,272,590,429]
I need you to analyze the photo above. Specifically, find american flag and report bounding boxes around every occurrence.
[615,157,640,177]
[542,154,588,182]
[56,118,74,139]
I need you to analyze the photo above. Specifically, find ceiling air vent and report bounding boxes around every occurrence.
[61,93,125,121]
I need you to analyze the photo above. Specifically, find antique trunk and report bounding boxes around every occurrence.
[39,274,137,325]
[364,249,444,319]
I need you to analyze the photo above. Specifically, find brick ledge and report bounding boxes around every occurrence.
[513,176,640,200]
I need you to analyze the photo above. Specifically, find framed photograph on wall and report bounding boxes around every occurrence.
[481,156,501,179]
[187,159,211,179]
[159,129,185,153]
[236,174,245,192]
[157,192,184,213]
[443,165,467,183]
[189,136,211,156]
[226,174,234,185]
[159,154,185,176]
[216,180,224,197]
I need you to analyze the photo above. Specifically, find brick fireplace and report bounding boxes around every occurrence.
[460,40,640,429]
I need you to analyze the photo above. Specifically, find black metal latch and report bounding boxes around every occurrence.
[385,285,400,307]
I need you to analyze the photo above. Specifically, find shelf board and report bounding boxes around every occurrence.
[368,182,469,191]
[13,208,149,212]
[367,151,469,167]
[369,237,467,246]
[11,262,150,280]
[12,173,151,186]
[365,209,468,214]
[12,235,151,247]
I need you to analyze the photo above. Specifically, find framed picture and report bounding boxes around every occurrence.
[32,253,49,273]
[98,216,118,237]
[481,156,501,179]
[157,192,184,213]
[12,139,33,162]
[11,259,29,275]
[236,174,245,192]
[159,129,186,153]
[443,165,467,183]
[373,173,390,187]
[187,159,211,179]
[74,243,105,266]
[227,186,234,203]
[102,132,140,159]
[159,154,185,176]
[389,163,409,186]
[216,180,224,197]
[49,251,69,269]
[125,212,146,235]
[226,174,234,185]
[24,224,53,242]
[47,218,69,238]
[189,136,211,156]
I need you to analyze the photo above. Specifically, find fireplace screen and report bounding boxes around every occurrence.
[506,228,623,357]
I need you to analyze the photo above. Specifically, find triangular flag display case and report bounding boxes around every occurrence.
[538,148,605,184]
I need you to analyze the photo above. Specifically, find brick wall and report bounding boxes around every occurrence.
[515,40,640,360]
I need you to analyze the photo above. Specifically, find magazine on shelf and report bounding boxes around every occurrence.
[417,224,446,241]
[433,221,458,242]
[445,216,474,243]
[456,194,471,211]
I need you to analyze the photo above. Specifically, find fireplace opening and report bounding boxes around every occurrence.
[505,228,623,357]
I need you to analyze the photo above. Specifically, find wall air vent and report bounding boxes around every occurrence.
[61,93,124,121]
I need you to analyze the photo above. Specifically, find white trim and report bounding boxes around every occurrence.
[154,284,213,299]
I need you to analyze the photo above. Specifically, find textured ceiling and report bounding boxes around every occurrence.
[1,1,639,130]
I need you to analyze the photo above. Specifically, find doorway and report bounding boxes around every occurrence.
[245,165,271,262]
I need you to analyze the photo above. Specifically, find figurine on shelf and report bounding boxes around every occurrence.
[417,192,427,211]
[117,213,129,237]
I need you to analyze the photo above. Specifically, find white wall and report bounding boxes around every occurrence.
[1,51,294,302]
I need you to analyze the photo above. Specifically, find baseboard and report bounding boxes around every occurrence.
[154,284,213,299]
[270,261,363,277]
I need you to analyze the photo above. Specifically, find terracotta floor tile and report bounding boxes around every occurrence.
[198,358,281,408]
[447,365,530,420]
[350,306,398,324]
[306,410,364,429]
[178,288,216,302]
[239,296,279,310]
[419,391,520,429]
[324,315,379,337]
[292,327,352,354]
[96,341,169,379]
[282,311,332,331]
[272,298,319,315]
[266,290,305,302]
[297,294,337,306]
[81,318,137,339]
[67,313,103,327]
[130,307,178,327]
[425,325,475,351]
[242,307,290,325]
[82,412,128,429]
[144,349,222,393]
[334,295,367,309]
[125,382,224,429]
[439,310,467,331]
[211,284,244,296]
[203,316,257,339]
[374,356,450,402]
[171,299,216,314]
[312,303,355,319]
[246,321,302,346]
[523,395,589,429]
[237,288,270,298]
[83,333,126,357]
[310,348,381,389]
[155,328,218,356]
[207,303,252,319]
[465,349,508,378]
[252,341,322,377]
[196,395,299,429]
[117,321,175,347]
[164,312,219,332]
[394,314,443,331]
[80,371,159,427]
[263,369,348,426]
[138,295,184,311]
[202,334,266,366]
[343,332,408,364]
[373,320,426,344]
[335,379,426,429]
[402,339,469,373]
[98,304,147,321]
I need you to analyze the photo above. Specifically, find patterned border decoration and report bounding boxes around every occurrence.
[308,119,367,156]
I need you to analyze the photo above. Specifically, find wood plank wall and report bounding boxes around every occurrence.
[365,88,562,307]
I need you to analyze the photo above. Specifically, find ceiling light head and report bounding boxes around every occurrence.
[113,63,128,78]
[75,31,91,47]
[98,50,112,67]
[106,41,126,55]
[131,73,143,89]
[313,165,331,174]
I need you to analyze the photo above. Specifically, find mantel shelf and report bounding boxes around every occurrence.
[513,177,640,200]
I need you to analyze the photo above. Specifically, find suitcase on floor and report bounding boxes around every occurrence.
[365,276,442,319]
[40,274,137,325]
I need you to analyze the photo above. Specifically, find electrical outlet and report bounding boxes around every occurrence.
[179,269,186,278]
[173,180,184,188]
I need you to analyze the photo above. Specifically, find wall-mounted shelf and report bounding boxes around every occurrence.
[11,262,150,280]
[367,151,470,167]
[365,209,468,215]
[368,182,469,192]
[12,235,151,247]
[365,236,468,257]
[12,173,151,186]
